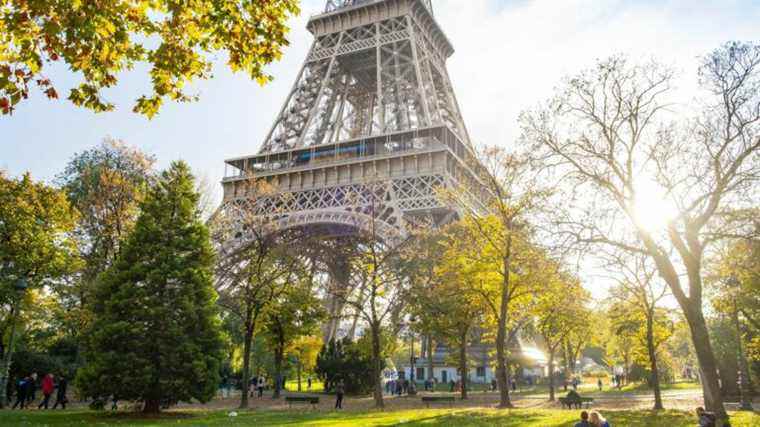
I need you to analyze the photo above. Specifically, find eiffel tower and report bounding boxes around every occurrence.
[220,0,488,340]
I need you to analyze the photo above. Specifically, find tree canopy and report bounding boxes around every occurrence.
[0,0,299,116]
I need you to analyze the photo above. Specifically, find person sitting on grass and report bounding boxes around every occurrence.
[574,411,592,427]
[590,411,611,427]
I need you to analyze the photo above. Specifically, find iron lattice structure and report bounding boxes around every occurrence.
[220,0,489,341]
[221,0,488,243]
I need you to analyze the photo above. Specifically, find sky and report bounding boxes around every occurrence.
[2,0,759,297]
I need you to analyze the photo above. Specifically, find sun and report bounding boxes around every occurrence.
[631,178,678,232]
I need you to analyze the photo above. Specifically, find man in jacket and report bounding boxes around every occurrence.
[52,375,68,410]
[11,376,28,409]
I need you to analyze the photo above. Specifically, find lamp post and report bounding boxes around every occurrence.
[0,277,28,408]
[737,370,753,411]
[409,331,417,396]
[398,316,417,396]
[728,277,754,411]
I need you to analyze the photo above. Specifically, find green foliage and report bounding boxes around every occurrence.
[76,161,223,412]
[0,171,79,372]
[262,279,325,357]
[315,337,380,395]
[405,223,485,357]
[0,171,79,294]
[0,0,299,116]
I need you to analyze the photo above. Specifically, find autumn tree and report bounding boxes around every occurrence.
[0,172,79,408]
[77,161,224,414]
[710,235,760,399]
[450,149,547,408]
[56,138,154,356]
[562,315,595,379]
[521,43,760,424]
[337,197,413,409]
[288,335,323,392]
[534,268,590,401]
[406,223,486,400]
[213,218,303,408]
[603,253,672,409]
[0,0,299,116]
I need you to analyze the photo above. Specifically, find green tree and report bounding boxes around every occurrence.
[262,279,325,398]
[76,161,223,413]
[315,337,378,395]
[0,171,78,407]
[0,0,299,116]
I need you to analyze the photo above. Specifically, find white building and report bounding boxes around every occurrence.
[398,341,550,385]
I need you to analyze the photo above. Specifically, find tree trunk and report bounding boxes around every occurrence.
[548,348,556,402]
[371,322,384,409]
[496,253,513,408]
[684,305,728,424]
[297,361,302,392]
[733,300,755,397]
[143,399,161,414]
[562,341,572,379]
[273,343,283,399]
[459,330,468,400]
[240,318,254,409]
[427,336,435,382]
[646,313,664,410]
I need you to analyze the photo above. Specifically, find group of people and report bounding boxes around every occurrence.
[10,372,68,410]
[574,410,611,427]
[385,378,413,395]
[489,378,518,392]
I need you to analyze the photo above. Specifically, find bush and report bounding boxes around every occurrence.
[315,338,382,395]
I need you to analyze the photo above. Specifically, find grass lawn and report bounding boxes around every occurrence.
[0,408,757,426]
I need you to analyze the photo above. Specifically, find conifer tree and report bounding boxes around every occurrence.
[77,161,223,413]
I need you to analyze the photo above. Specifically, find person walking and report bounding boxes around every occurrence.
[37,373,55,409]
[52,375,68,410]
[334,379,345,410]
[597,378,603,391]
[12,376,29,409]
[257,377,265,398]
[26,372,38,404]
[307,376,312,390]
